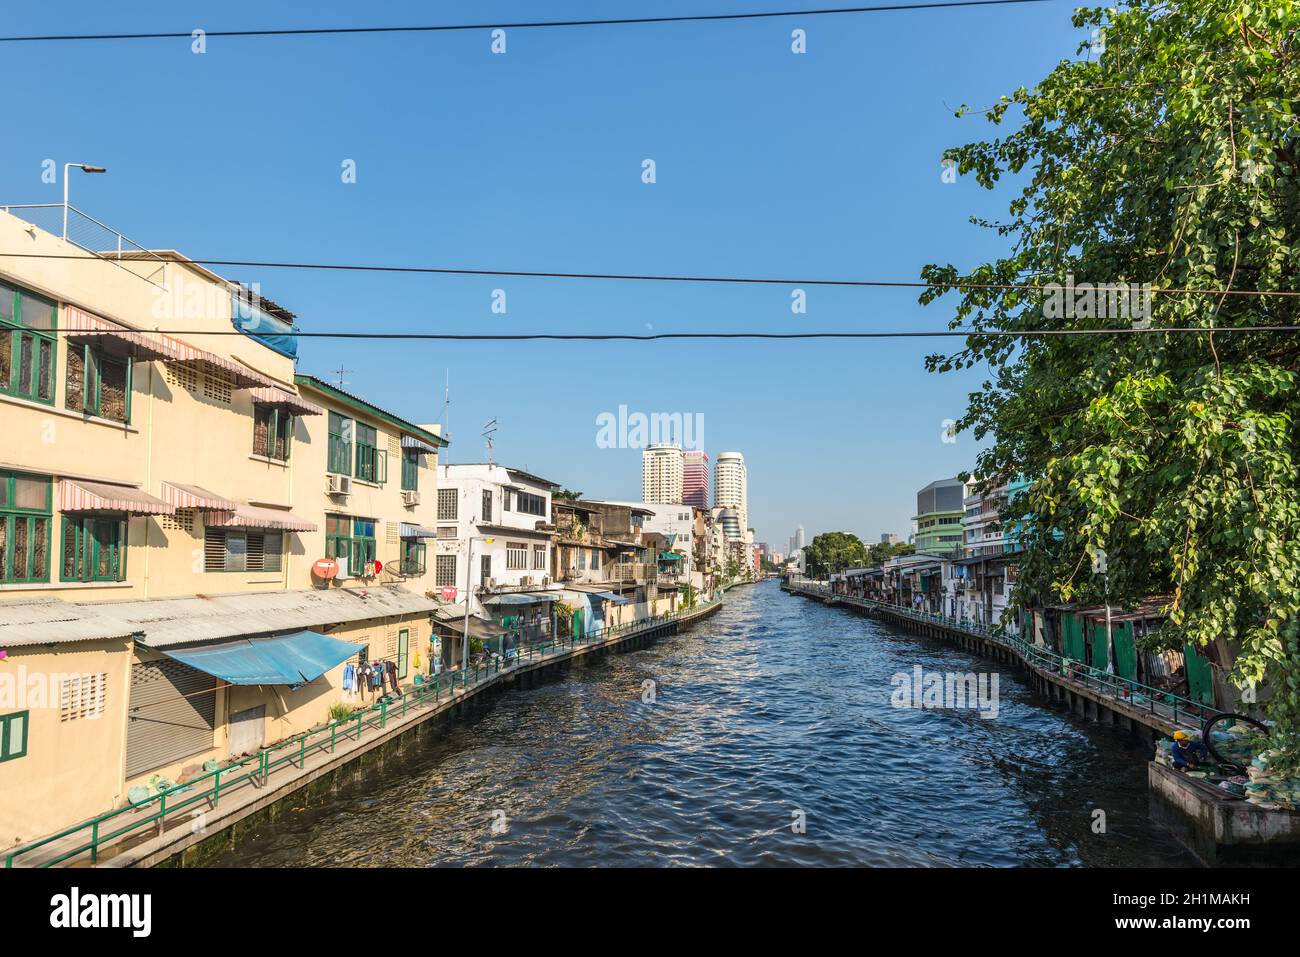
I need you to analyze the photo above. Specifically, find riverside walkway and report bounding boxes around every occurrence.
[783,579,1209,737]
[5,596,724,869]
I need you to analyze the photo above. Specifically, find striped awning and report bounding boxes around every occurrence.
[248,386,324,416]
[154,333,281,389]
[401,435,440,454]
[399,523,437,539]
[161,481,238,511]
[62,306,186,362]
[59,478,174,515]
[62,307,283,389]
[203,503,317,532]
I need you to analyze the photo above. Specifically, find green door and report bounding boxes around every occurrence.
[1112,621,1138,680]
[1061,613,1085,661]
[1184,644,1215,706]
[396,629,409,678]
[1087,619,1110,671]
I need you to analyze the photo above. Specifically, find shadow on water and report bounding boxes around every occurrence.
[207,580,1197,867]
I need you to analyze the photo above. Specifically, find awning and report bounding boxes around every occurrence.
[62,306,185,362]
[161,630,363,686]
[659,552,683,561]
[204,502,317,532]
[161,481,238,511]
[399,523,438,539]
[154,334,281,389]
[431,608,501,639]
[247,386,324,416]
[59,478,174,515]
[401,435,440,455]
[592,591,632,605]
[482,593,552,606]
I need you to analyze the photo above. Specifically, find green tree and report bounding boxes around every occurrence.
[922,1,1300,768]
[803,532,870,578]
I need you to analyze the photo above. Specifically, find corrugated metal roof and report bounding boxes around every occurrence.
[0,598,141,647]
[0,585,438,649]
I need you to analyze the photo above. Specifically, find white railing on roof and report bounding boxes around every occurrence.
[1,203,168,290]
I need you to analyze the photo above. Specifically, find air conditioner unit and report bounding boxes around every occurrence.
[485,578,496,590]
[520,576,534,587]
[327,473,352,496]
[541,575,551,587]
[402,489,420,506]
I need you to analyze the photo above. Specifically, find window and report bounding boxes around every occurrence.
[204,527,283,572]
[0,282,56,405]
[0,470,52,584]
[62,516,128,582]
[436,526,457,539]
[515,491,547,517]
[505,542,528,570]
[401,449,419,491]
[65,344,131,423]
[482,489,493,523]
[590,549,601,571]
[435,553,457,587]
[577,548,586,571]
[354,423,386,483]
[325,514,376,577]
[327,412,353,475]
[437,488,457,521]
[480,554,491,582]
[400,538,426,576]
[533,544,546,570]
[253,404,293,461]
[0,711,28,762]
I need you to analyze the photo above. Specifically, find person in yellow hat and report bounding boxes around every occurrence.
[1170,730,1211,771]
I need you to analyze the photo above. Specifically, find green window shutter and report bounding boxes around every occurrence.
[0,711,29,762]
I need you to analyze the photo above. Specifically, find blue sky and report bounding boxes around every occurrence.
[0,0,1084,546]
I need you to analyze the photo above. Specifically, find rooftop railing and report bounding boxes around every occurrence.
[1,204,168,290]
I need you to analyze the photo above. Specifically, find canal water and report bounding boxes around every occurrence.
[209,580,1196,866]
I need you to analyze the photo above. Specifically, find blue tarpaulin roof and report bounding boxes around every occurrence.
[162,630,363,686]
[593,591,632,605]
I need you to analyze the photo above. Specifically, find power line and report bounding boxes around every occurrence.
[2,251,1296,299]
[0,1,1059,43]
[43,327,1300,341]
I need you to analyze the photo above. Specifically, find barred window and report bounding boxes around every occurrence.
[506,542,527,570]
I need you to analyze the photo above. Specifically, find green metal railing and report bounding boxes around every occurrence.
[793,584,1214,728]
[4,598,716,869]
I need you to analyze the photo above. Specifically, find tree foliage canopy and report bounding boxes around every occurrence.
[922,1,1300,766]
[804,532,870,577]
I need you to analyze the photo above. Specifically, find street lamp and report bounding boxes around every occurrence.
[63,163,107,240]
[461,536,495,677]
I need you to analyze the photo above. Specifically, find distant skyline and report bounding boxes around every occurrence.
[0,0,1082,543]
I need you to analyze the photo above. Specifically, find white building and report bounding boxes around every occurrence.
[433,463,559,619]
[642,443,684,504]
[714,451,748,532]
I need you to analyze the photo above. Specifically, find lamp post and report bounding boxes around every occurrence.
[462,535,494,677]
[63,163,107,240]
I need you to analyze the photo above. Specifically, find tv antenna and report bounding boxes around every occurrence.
[482,418,498,464]
[331,364,354,389]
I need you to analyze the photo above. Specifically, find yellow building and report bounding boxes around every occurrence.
[0,207,448,851]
